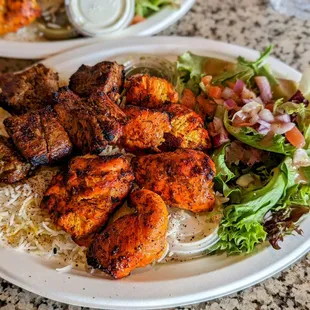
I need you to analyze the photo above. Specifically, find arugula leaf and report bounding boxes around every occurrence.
[223,110,296,155]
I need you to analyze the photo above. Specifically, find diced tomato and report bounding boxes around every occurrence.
[131,15,146,25]
[265,103,274,112]
[197,94,217,117]
[201,75,212,87]
[181,88,196,110]
[285,126,305,148]
[208,86,222,99]
[227,82,236,89]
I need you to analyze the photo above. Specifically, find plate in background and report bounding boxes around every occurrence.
[0,0,195,59]
[0,37,309,309]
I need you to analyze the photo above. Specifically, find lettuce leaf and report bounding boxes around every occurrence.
[213,159,293,254]
[135,0,178,18]
[212,144,239,197]
[223,110,296,155]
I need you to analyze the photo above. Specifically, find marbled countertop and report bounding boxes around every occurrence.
[0,0,309,309]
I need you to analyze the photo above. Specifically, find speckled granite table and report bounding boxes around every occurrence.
[0,0,309,309]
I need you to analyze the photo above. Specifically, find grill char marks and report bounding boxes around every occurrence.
[69,61,124,102]
[4,106,72,166]
[53,87,126,154]
[0,64,59,115]
[0,135,31,183]
[41,154,134,247]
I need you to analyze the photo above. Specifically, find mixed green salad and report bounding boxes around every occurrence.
[135,0,179,19]
[177,46,310,254]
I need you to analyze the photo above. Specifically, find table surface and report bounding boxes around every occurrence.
[0,0,309,309]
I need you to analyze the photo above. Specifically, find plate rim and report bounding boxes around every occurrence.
[0,0,195,59]
[0,36,309,310]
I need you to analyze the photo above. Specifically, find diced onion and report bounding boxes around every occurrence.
[222,87,235,99]
[275,114,291,123]
[249,114,259,125]
[293,149,310,167]
[259,109,275,122]
[255,76,272,103]
[257,119,271,128]
[271,122,295,135]
[234,79,245,95]
[224,99,238,110]
[258,126,270,135]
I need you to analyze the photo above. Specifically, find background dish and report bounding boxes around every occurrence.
[0,0,195,59]
[0,37,309,309]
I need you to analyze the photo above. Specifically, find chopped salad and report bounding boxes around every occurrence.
[177,46,310,254]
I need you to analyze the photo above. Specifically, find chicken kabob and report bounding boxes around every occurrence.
[0,60,216,279]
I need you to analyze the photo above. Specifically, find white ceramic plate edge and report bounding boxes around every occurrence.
[0,37,308,310]
[0,0,195,59]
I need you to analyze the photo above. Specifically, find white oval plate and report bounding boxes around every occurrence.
[0,37,309,310]
[0,0,195,59]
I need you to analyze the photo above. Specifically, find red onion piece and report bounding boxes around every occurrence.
[234,79,245,95]
[258,108,275,122]
[257,119,271,128]
[258,126,270,135]
[255,76,272,103]
[213,133,230,148]
[271,122,295,135]
[275,114,291,123]
[222,87,235,99]
[249,114,259,125]
[241,88,256,100]
[224,99,238,110]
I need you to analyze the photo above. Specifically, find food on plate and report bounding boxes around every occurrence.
[1,1,179,41]
[0,64,59,115]
[41,154,134,247]
[4,106,72,166]
[177,46,310,253]
[160,103,212,151]
[53,88,126,154]
[0,0,41,35]
[132,149,216,212]
[121,105,171,152]
[87,189,168,279]
[0,46,309,280]
[69,61,124,102]
[125,74,178,108]
[0,135,31,183]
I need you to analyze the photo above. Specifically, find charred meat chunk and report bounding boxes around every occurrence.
[69,61,124,102]
[133,149,216,213]
[121,105,171,153]
[0,0,41,35]
[4,106,72,166]
[0,135,31,183]
[125,74,178,109]
[0,64,59,115]
[53,87,126,154]
[41,154,134,247]
[87,189,168,279]
[160,104,212,151]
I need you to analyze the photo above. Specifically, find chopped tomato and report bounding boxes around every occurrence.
[131,15,146,25]
[234,122,252,127]
[197,94,217,117]
[285,126,305,148]
[208,86,222,99]
[227,82,236,89]
[181,88,196,110]
[201,75,212,87]
[265,103,274,112]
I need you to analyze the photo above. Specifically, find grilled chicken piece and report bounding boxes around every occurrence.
[133,149,216,213]
[87,189,168,279]
[0,135,31,183]
[41,154,134,246]
[0,64,59,115]
[69,61,124,102]
[121,105,171,153]
[160,104,212,151]
[53,87,126,154]
[0,0,41,35]
[4,107,72,166]
[125,74,178,109]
